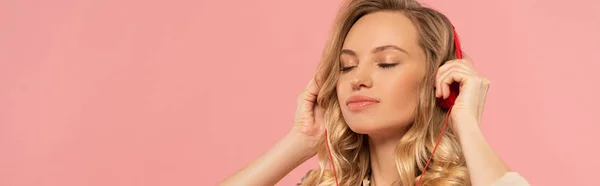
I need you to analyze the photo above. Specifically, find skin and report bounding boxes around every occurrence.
[337,11,427,186]
[220,11,510,186]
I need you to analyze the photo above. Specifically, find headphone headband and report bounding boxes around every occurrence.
[452,26,462,59]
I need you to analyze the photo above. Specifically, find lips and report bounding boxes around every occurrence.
[345,95,380,111]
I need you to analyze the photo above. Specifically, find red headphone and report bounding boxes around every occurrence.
[325,25,463,186]
[415,25,462,185]
[437,25,462,110]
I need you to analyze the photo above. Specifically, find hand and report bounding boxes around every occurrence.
[434,58,519,186]
[435,57,490,130]
[290,75,326,158]
[218,76,326,186]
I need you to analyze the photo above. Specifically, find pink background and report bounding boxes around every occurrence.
[1,0,599,185]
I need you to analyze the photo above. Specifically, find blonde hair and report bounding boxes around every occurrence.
[299,0,470,185]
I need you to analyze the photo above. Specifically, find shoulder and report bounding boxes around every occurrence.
[491,172,530,186]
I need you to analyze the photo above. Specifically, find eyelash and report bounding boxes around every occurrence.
[379,63,398,68]
[340,63,399,72]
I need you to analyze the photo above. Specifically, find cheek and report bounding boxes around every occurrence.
[383,73,422,114]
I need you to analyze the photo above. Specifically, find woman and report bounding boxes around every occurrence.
[220,0,529,185]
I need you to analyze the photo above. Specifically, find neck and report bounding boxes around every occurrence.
[368,128,407,186]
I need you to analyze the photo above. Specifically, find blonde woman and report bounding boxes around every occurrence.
[220,0,529,185]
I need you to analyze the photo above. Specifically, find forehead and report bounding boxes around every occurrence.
[342,11,419,53]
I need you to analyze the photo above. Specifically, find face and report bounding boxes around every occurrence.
[337,11,427,135]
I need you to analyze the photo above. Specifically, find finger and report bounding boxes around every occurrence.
[436,67,475,98]
[302,76,320,102]
[461,54,476,66]
[436,61,474,95]
[304,76,314,89]
[438,68,474,99]
[437,60,475,79]
[442,72,466,99]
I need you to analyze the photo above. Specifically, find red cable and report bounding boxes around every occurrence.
[415,108,451,186]
[417,27,460,185]
[326,105,451,186]
[327,25,461,186]
[325,130,340,186]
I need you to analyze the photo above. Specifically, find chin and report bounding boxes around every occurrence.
[341,107,414,136]
[343,114,413,136]
[345,121,379,134]
[345,120,404,135]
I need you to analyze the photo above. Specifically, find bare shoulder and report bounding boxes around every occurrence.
[491,172,530,186]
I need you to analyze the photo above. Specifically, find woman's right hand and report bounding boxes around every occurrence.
[219,76,327,186]
[290,76,326,158]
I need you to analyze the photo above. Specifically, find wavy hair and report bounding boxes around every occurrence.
[299,0,470,185]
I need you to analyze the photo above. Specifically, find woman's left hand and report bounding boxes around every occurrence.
[435,57,490,129]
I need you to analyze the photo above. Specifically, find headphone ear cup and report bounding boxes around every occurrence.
[437,82,460,109]
[436,26,463,110]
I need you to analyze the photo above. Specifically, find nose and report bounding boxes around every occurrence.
[350,65,373,90]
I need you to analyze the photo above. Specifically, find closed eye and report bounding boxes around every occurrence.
[340,66,356,72]
[379,63,398,68]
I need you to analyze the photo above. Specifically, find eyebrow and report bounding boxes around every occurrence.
[341,45,408,56]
